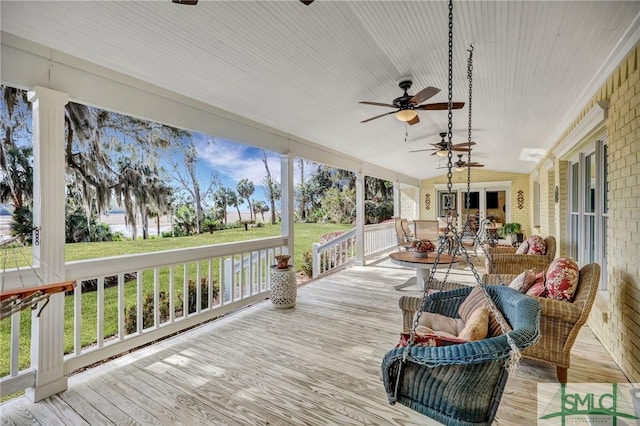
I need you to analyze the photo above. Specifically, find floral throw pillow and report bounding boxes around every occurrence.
[515,240,530,254]
[527,235,547,255]
[545,258,579,301]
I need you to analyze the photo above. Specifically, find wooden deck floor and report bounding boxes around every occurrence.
[0,259,629,425]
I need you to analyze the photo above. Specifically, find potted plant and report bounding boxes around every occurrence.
[499,223,523,246]
[411,239,435,258]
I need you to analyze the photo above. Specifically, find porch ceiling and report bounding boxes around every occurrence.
[2,1,639,179]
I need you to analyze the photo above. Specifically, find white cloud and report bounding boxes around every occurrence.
[194,136,281,187]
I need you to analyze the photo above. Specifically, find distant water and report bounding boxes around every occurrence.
[0,211,256,238]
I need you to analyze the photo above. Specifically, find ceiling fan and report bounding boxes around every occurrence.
[359,80,464,125]
[410,132,475,156]
[454,154,484,170]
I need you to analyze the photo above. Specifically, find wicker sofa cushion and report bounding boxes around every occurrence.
[515,240,530,254]
[527,235,547,255]
[509,269,536,293]
[545,258,579,301]
[457,306,489,341]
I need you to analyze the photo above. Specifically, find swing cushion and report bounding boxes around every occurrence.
[458,306,489,341]
[397,333,466,348]
[459,286,511,337]
[416,311,464,336]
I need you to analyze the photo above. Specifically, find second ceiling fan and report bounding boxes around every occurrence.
[411,132,475,156]
[359,80,464,125]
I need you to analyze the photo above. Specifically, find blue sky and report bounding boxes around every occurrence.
[189,133,281,208]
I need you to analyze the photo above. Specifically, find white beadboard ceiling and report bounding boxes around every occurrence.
[2,1,639,180]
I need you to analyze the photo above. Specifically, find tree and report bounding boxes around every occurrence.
[261,150,280,225]
[212,186,236,226]
[173,204,197,236]
[1,87,33,214]
[170,138,219,234]
[228,190,242,222]
[252,199,269,222]
[236,178,255,221]
[322,187,355,224]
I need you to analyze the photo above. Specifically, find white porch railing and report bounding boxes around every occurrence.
[311,222,396,278]
[362,222,396,258]
[0,237,288,397]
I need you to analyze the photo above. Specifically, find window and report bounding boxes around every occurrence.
[532,180,541,228]
[568,139,607,289]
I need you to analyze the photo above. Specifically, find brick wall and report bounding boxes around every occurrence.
[543,43,640,382]
[399,186,418,220]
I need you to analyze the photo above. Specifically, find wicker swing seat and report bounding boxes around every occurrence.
[382,285,541,426]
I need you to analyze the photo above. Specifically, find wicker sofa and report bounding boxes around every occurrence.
[482,262,600,382]
[485,236,556,275]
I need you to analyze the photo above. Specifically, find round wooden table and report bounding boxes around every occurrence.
[389,251,461,290]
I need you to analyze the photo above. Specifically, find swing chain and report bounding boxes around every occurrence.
[445,0,455,233]
[463,45,474,236]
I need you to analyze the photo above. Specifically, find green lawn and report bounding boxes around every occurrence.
[0,222,351,383]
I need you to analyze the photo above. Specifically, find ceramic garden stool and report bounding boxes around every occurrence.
[270,265,297,308]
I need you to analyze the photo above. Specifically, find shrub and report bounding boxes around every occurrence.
[301,249,313,277]
[124,277,220,334]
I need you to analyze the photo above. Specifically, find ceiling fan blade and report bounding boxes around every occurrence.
[415,102,465,110]
[451,147,472,152]
[408,115,420,126]
[410,148,435,153]
[359,101,396,108]
[451,141,477,148]
[410,86,440,105]
[361,110,396,123]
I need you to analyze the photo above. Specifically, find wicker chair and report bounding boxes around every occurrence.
[485,236,556,275]
[482,262,600,382]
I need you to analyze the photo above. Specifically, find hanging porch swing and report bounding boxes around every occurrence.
[380,2,541,425]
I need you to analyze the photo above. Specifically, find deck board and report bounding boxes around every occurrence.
[0,261,630,425]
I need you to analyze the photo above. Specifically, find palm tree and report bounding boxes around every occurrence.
[212,187,234,226]
[236,178,255,221]
[227,190,242,222]
[252,200,269,223]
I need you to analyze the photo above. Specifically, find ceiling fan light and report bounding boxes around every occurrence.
[395,109,417,122]
[455,166,466,172]
[436,149,448,157]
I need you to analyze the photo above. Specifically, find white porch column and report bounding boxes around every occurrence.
[26,86,69,402]
[355,172,365,266]
[280,154,294,257]
[393,182,401,217]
